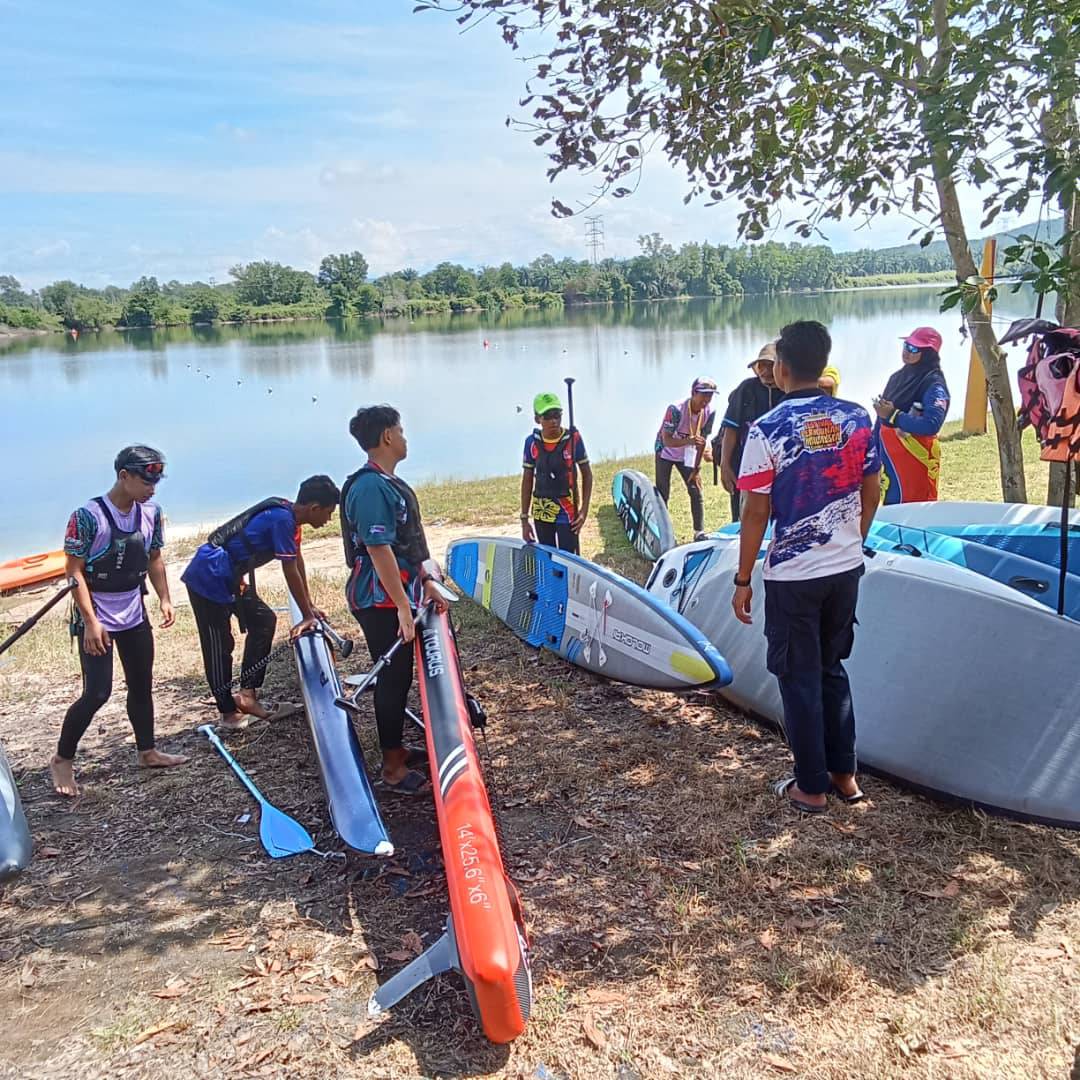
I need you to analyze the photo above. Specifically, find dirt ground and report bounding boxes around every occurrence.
[2,530,1079,1079]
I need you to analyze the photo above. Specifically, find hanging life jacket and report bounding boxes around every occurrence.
[85,498,149,594]
[340,466,430,569]
[207,497,294,583]
[531,429,575,501]
[1013,324,1080,463]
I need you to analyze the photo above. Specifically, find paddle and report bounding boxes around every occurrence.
[564,375,580,524]
[198,724,315,858]
[0,577,77,658]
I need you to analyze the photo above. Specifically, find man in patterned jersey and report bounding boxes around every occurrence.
[731,321,880,814]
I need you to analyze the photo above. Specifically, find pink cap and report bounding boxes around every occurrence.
[902,326,942,351]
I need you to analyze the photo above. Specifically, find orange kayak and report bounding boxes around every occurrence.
[0,550,67,594]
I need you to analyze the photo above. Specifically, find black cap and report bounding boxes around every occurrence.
[114,445,166,474]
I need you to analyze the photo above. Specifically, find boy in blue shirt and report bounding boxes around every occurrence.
[182,475,338,730]
[342,405,448,794]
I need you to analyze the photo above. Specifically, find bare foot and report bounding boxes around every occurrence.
[50,755,79,797]
[234,690,272,720]
[137,749,189,769]
[790,783,827,809]
[218,712,251,731]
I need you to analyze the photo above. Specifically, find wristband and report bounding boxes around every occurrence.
[520,513,530,521]
[733,573,752,588]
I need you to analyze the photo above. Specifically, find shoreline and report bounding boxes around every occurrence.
[0,276,960,340]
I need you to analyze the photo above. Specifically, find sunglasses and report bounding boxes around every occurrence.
[903,342,921,354]
[541,409,563,420]
[129,462,165,482]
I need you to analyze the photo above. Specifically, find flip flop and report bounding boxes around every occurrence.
[264,701,302,721]
[830,783,866,804]
[772,776,828,815]
[404,746,428,769]
[380,769,430,797]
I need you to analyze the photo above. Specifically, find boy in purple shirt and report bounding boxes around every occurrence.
[732,322,880,814]
[52,445,187,797]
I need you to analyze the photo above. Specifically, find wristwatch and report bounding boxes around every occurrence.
[733,573,752,588]
[519,513,530,521]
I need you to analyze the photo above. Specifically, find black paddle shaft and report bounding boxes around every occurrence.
[0,578,77,657]
[564,376,579,519]
[1059,464,1074,617]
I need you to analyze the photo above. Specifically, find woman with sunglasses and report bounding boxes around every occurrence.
[873,327,951,505]
[51,445,187,797]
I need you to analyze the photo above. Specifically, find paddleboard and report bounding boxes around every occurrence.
[370,607,531,1044]
[288,596,393,856]
[646,531,1080,827]
[866,521,1080,619]
[877,500,1080,529]
[445,537,732,691]
[0,742,31,880]
[611,469,676,562]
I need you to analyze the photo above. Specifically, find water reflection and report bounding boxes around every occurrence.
[0,287,1042,558]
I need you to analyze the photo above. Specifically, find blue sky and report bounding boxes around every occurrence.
[1,0,998,288]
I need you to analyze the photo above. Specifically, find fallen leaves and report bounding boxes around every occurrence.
[762,1052,797,1072]
[582,1012,607,1050]
[758,928,779,951]
[133,1020,182,1045]
[917,879,961,900]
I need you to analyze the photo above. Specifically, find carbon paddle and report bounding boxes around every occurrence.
[198,724,315,859]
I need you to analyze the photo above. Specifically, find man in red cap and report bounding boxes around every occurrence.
[873,327,950,504]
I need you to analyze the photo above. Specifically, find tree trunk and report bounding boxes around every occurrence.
[931,165,1028,502]
[925,0,1026,502]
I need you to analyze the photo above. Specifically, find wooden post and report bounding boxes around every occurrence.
[963,238,997,434]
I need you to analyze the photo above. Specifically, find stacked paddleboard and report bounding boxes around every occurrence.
[446,537,731,691]
[646,528,1080,827]
[0,743,31,880]
[611,469,676,562]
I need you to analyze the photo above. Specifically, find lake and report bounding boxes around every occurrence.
[0,287,1040,559]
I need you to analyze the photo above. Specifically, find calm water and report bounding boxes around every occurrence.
[0,288,1037,558]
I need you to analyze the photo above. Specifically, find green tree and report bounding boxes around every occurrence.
[188,286,222,324]
[230,261,319,306]
[420,0,1080,501]
[0,275,32,307]
[318,251,370,305]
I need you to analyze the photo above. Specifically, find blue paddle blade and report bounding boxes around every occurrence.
[258,801,316,859]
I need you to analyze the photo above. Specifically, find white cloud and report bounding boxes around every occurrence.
[30,238,71,260]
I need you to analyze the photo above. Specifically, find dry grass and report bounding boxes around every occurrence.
[0,430,1077,1079]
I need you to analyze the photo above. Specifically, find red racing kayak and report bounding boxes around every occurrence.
[368,607,531,1044]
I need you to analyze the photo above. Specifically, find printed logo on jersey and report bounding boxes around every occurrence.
[799,413,842,451]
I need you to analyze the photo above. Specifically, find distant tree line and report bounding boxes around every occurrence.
[0,233,964,332]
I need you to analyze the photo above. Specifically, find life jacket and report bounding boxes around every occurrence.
[340,465,430,569]
[531,429,575,501]
[85,497,149,594]
[207,497,293,582]
[1015,325,1080,462]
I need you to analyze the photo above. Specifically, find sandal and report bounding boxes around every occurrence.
[772,776,828,815]
[830,783,866,804]
[380,769,430,797]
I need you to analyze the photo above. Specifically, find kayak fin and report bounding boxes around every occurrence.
[368,921,459,1017]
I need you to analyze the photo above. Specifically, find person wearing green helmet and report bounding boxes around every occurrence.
[520,391,593,554]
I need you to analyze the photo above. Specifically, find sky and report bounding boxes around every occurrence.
[0,0,1008,289]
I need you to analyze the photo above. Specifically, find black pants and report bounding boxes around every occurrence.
[353,606,413,752]
[655,454,705,533]
[534,520,579,554]
[58,618,155,759]
[187,587,277,714]
[764,567,863,796]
